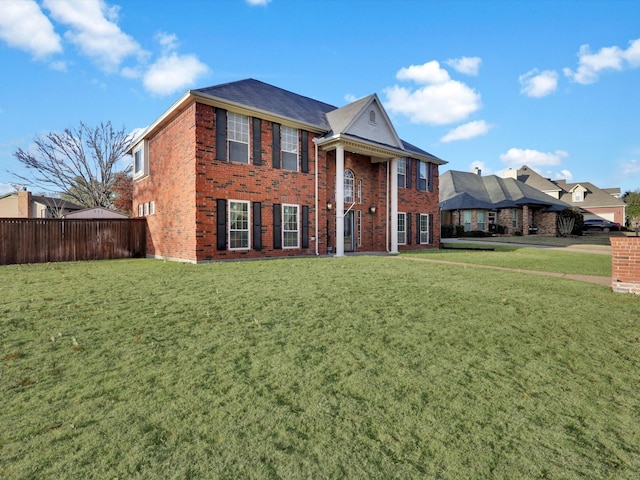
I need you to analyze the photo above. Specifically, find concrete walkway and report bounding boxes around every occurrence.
[397,252,612,287]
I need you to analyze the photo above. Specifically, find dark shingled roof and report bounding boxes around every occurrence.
[194,79,444,163]
[195,78,336,130]
[440,170,572,212]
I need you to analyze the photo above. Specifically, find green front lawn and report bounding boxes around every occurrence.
[2,256,640,479]
[408,245,611,277]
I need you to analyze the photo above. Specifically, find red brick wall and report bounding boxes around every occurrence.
[133,102,198,262]
[611,237,640,294]
[134,100,441,262]
[18,191,31,218]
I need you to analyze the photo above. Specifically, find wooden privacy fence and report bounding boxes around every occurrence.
[0,218,146,265]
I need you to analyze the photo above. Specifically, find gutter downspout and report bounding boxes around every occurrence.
[386,160,390,252]
[313,137,319,256]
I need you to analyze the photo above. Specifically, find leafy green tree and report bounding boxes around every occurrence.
[624,190,640,236]
[11,122,132,209]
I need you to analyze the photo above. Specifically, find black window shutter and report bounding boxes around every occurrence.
[429,214,434,244]
[416,213,421,244]
[273,204,282,249]
[216,199,227,250]
[416,161,420,190]
[406,159,412,189]
[407,213,412,245]
[215,109,227,161]
[302,205,309,248]
[253,118,262,166]
[253,202,262,250]
[301,131,309,173]
[428,163,434,192]
[272,123,281,169]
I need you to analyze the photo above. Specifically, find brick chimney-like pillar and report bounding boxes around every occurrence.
[611,237,640,294]
[17,190,32,218]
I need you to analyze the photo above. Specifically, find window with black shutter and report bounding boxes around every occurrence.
[272,123,281,169]
[253,118,262,166]
[216,199,227,250]
[301,131,309,173]
[215,109,227,161]
[253,202,262,250]
[302,206,309,248]
[273,203,282,249]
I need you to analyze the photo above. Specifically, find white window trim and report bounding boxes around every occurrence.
[357,210,362,247]
[398,212,407,245]
[344,169,355,203]
[228,113,250,164]
[357,179,362,204]
[282,203,300,249]
[138,204,143,217]
[419,213,430,244]
[281,126,299,172]
[228,200,251,251]
[149,201,155,215]
[397,158,406,189]
[133,140,149,179]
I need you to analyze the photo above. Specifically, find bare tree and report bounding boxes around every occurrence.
[11,122,132,209]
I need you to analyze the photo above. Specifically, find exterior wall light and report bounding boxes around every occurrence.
[369,205,376,214]
[327,201,333,211]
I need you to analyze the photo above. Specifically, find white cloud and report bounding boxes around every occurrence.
[156,32,178,52]
[519,69,558,98]
[246,0,271,5]
[622,159,640,175]
[344,93,358,103]
[499,148,569,168]
[563,38,640,84]
[440,120,491,143]
[384,61,481,125]
[446,56,481,76]
[43,0,145,72]
[624,38,640,67]
[553,169,573,181]
[0,0,62,58]
[143,53,210,96]
[470,161,492,175]
[396,61,450,84]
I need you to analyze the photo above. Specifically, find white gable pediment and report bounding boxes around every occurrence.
[327,95,403,150]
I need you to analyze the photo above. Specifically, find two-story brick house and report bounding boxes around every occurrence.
[131,79,446,263]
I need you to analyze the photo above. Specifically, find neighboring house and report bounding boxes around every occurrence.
[130,78,446,263]
[506,165,626,225]
[63,207,129,219]
[439,168,572,235]
[0,189,83,218]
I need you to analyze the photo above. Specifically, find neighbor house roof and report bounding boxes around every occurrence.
[439,170,573,212]
[515,165,626,208]
[32,195,83,211]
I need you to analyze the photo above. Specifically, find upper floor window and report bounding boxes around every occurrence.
[397,158,407,188]
[344,169,355,203]
[418,161,428,191]
[573,190,583,202]
[228,113,249,163]
[133,140,148,179]
[281,126,299,171]
[369,110,376,124]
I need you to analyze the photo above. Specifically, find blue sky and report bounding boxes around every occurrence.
[1,0,639,196]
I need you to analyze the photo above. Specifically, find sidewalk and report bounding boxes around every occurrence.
[441,238,612,255]
[397,254,612,287]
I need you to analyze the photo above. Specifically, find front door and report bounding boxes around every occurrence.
[344,210,355,252]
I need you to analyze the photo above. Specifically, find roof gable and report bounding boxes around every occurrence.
[326,95,403,150]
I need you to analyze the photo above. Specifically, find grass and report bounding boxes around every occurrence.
[408,244,611,277]
[2,255,640,479]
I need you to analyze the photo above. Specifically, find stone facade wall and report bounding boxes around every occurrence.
[611,237,640,294]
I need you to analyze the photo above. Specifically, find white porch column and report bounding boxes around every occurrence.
[335,144,345,257]
[390,158,399,254]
